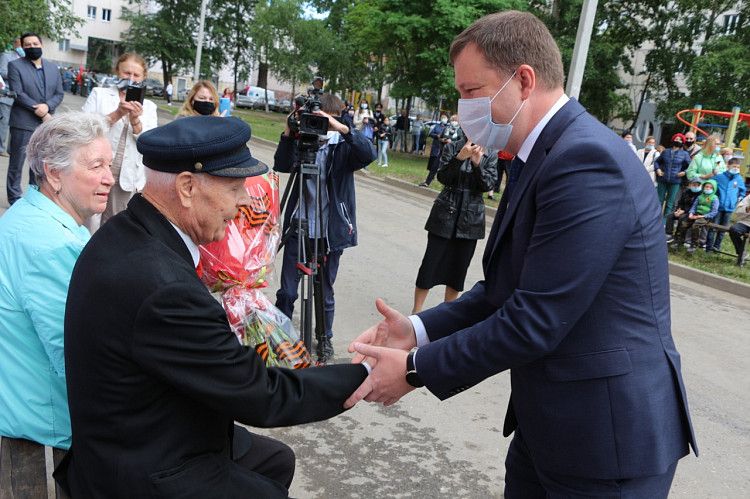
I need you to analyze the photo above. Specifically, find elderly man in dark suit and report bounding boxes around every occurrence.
[346,11,697,498]
[58,116,369,498]
[6,32,63,204]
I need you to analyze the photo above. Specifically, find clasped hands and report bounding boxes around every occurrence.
[343,298,419,409]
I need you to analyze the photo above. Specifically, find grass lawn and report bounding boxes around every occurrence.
[153,104,748,285]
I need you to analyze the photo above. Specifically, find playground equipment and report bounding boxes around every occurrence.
[676,106,749,163]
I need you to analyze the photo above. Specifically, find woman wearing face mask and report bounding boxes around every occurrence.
[685,135,726,181]
[636,136,659,185]
[179,80,225,117]
[353,98,373,130]
[81,52,158,232]
[654,133,692,223]
[419,114,451,187]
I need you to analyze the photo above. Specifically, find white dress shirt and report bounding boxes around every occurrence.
[82,87,158,192]
[409,93,571,353]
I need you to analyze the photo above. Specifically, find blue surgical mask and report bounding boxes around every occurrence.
[15,46,25,57]
[714,146,721,154]
[689,186,702,193]
[704,188,714,195]
[457,70,525,151]
[645,144,655,151]
[729,168,740,175]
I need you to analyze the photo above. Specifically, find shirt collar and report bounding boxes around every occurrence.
[516,94,569,163]
[24,186,90,240]
[169,221,200,266]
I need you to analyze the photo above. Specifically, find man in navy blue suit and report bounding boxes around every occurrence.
[346,10,697,498]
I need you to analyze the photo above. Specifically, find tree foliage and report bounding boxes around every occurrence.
[0,0,82,48]
[120,0,200,84]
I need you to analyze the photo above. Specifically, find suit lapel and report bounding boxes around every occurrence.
[484,99,587,266]
[127,194,195,268]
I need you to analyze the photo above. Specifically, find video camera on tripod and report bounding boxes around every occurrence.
[278,76,333,360]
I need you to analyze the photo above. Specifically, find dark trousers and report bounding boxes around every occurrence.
[729,223,750,264]
[7,127,37,204]
[504,430,678,499]
[424,155,440,185]
[232,425,295,490]
[665,211,689,235]
[705,210,733,250]
[275,232,342,337]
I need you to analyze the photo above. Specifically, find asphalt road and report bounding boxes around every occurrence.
[1,94,747,497]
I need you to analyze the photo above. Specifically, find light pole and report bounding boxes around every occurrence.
[193,0,210,81]
[565,0,598,100]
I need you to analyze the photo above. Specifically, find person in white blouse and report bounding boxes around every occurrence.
[636,135,659,185]
[82,52,157,232]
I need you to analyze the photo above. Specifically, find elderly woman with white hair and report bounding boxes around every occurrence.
[0,111,113,455]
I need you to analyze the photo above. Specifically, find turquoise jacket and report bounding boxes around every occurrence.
[686,150,726,180]
[0,187,90,449]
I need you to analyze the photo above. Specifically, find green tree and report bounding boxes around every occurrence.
[0,0,82,48]
[120,0,200,85]
[687,36,750,112]
[205,0,258,97]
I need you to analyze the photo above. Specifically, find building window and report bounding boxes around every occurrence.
[102,8,112,22]
[87,5,96,19]
[58,39,70,52]
[723,14,739,33]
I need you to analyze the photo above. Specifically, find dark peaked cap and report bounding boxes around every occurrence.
[136,116,268,177]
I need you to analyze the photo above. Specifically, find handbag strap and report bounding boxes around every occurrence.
[111,118,129,178]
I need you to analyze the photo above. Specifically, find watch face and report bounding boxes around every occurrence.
[406,370,424,388]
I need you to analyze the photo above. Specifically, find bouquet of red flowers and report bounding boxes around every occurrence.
[199,172,311,369]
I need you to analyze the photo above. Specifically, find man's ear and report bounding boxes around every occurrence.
[517,64,536,100]
[175,172,196,207]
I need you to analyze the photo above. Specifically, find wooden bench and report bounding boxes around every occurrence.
[706,222,749,264]
[0,437,69,498]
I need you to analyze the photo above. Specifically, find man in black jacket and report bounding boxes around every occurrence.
[59,116,369,498]
[274,93,376,363]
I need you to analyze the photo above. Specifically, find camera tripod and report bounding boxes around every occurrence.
[279,155,329,361]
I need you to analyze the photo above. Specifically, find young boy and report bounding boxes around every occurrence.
[706,157,747,252]
[666,176,703,244]
[685,179,719,253]
[729,193,750,266]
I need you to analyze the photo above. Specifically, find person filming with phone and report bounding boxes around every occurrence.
[82,52,157,231]
[412,134,497,314]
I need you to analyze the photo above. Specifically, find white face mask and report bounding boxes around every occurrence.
[457,70,525,150]
[729,168,740,175]
[450,120,459,127]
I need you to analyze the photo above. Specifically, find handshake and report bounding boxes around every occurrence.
[343,298,422,409]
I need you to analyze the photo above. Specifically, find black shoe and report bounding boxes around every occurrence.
[418,182,428,187]
[316,337,334,364]
[666,235,674,244]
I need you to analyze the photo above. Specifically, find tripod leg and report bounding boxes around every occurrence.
[313,254,327,362]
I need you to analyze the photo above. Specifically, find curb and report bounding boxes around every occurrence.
[668,261,750,299]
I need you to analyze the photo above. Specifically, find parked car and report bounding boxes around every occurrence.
[272,98,292,113]
[143,78,164,97]
[236,86,275,110]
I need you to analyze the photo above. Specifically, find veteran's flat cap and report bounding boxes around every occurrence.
[136,116,267,177]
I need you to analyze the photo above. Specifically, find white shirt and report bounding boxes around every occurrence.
[169,222,200,267]
[82,87,158,192]
[409,93,571,351]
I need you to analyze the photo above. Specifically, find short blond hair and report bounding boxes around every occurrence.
[449,10,565,90]
[114,52,147,75]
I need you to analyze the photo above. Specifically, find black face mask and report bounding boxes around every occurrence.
[24,47,42,61]
[684,140,694,147]
[672,141,683,148]
[193,100,216,116]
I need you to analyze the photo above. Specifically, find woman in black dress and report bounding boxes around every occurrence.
[412,135,498,313]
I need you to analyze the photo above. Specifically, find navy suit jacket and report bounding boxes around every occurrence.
[417,99,697,479]
[7,57,64,131]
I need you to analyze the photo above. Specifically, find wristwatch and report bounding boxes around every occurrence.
[405,347,424,388]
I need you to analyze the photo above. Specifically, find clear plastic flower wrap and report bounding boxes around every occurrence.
[199,173,312,369]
